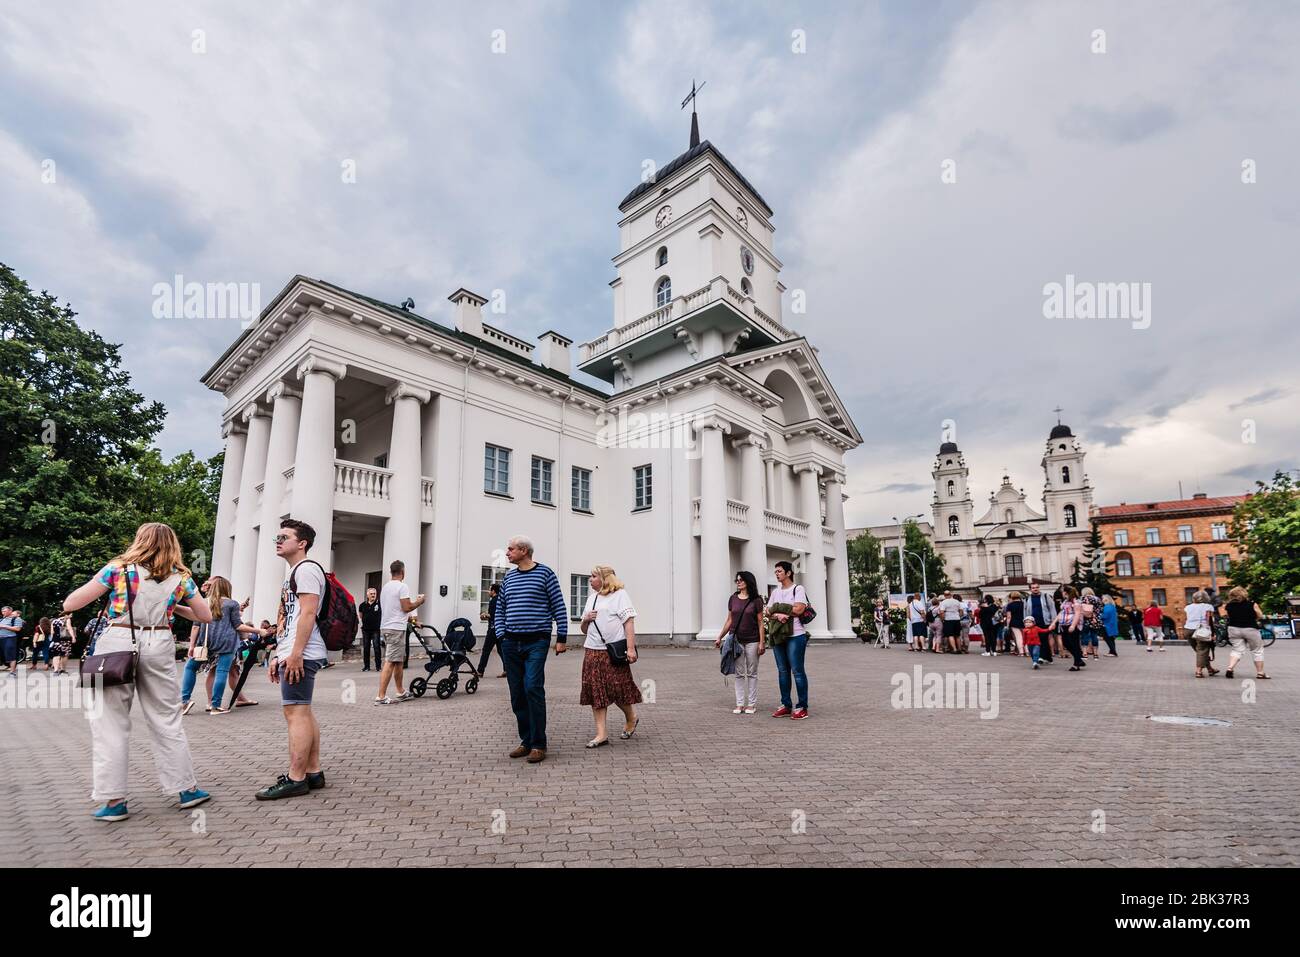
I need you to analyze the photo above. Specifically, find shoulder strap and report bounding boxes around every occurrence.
[123,564,138,647]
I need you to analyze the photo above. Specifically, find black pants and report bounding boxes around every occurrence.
[1062,629,1084,666]
[476,629,503,675]
[1102,634,1117,655]
[361,630,381,669]
[1035,621,1053,661]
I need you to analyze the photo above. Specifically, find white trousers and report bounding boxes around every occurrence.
[88,628,198,801]
[733,642,760,708]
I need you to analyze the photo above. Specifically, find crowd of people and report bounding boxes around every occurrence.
[0,514,1276,823]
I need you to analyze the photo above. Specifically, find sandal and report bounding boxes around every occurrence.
[1225,669,1233,679]
[585,738,609,749]
[620,717,640,740]
[1257,673,1270,679]
[235,700,259,707]
[1195,673,1205,678]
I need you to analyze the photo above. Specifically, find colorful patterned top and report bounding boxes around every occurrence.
[95,563,198,619]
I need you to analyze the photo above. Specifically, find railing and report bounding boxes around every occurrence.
[421,478,436,508]
[822,526,835,548]
[334,460,392,500]
[765,509,810,540]
[691,497,753,533]
[579,279,795,361]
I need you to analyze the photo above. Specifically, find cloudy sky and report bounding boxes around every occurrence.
[2,0,1296,527]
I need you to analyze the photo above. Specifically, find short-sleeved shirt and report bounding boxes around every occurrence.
[769,585,808,636]
[0,614,24,636]
[379,579,412,631]
[1225,601,1257,629]
[279,560,328,662]
[728,593,763,644]
[583,588,636,650]
[95,563,197,619]
[1143,605,1164,627]
[939,598,963,621]
[1184,603,1215,632]
[908,600,926,624]
[1005,599,1025,629]
[197,598,243,655]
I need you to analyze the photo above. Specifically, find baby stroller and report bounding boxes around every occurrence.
[407,617,479,699]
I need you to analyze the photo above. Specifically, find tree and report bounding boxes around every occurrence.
[846,528,888,627]
[1229,472,1300,613]
[883,519,951,597]
[0,262,218,623]
[1069,522,1120,597]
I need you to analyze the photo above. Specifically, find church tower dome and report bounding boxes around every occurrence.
[1041,417,1091,533]
[932,441,974,541]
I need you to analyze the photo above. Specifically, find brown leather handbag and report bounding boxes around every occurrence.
[80,565,138,688]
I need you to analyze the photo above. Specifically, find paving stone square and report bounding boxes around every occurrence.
[2,640,1297,867]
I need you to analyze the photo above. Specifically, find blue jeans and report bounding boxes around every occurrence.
[502,635,550,750]
[1029,644,1041,664]
[772,634,809,710]
[181,652,235,709]
[1,635,16,665]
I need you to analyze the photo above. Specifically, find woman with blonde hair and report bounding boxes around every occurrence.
[577,564,641,748]
[1221,586,1269,680]
[63,522,214,822]
[181,575,268,715]
[49,613,75,675]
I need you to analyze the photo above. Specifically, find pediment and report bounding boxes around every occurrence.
[728,339,861,445]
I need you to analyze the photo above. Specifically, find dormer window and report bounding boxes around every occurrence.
[656,246,668,268]
[655,276,672,308]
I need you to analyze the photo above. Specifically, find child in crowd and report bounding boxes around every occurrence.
[1023,619,1043,669]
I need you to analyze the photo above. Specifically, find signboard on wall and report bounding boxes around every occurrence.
[462,585,478,602]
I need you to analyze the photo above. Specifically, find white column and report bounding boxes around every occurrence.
[418,395,439,615]
[795,464,831,639]
[735,434,767,580]
[695,416,731,641]
[382,381,432,589]
[428,393,463,630]
[229,403,271,603]
[210,419,247,578]
[291,355,346,570]
[252,381,303,624]
[764,455,776,511]
[825,472,853,639]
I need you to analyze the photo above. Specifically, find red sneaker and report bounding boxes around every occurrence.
[791,708,809,720]
[771,706,792,718]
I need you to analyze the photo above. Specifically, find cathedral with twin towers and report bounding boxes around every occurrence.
[929,417,1095,600]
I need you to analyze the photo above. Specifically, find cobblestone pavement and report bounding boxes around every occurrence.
[2,640,1297,867]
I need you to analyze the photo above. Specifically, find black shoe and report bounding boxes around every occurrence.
[255,774,310,800]
[306,771,326,790]
[361,667,371,672]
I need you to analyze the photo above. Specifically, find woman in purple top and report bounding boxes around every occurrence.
[714,570,766,714]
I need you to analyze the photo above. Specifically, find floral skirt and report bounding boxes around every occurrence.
[580,648,642,709]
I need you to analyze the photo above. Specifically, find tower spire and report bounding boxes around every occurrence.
[681,79,706,148]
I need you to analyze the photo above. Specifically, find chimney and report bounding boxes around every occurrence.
[447,288,487,338]
[1192,492,1208,500]
[537,330,572,377]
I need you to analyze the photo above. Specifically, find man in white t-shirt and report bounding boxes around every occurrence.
[375,559,425,705]
[907,593,927,651]
[939,592,963,654]
[256,519,329,801]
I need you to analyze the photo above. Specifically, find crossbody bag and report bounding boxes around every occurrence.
[80,564,138,688]
[589,596,630,667]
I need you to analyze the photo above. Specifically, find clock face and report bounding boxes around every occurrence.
[740,245,755,276]
[655,205,672,228]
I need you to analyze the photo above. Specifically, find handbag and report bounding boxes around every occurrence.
[795,586,817,625]
[589,599,630,667]
[80,564,138,688]
[193,621,210,662]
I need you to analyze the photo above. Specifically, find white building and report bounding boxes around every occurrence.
[201,121,862,642]
[929,423,1094,600]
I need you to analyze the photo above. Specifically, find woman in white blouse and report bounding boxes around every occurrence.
[577,565,642,749]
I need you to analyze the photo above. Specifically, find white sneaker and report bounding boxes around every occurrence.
[981,652,990,657]
[732,706,744,714]
[744,706,756,714]
[1033,662,1040,669]
[373,696,392,706]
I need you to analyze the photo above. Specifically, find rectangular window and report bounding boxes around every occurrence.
[1149,557,1164,576]
[1004,555,1023,578]
[1179,551,1199,574]
[1211,522,1228,541]
[1116,557,1133,577]
[1120,589,1135,607]
[569,574,590,621]
[1214,554,1231,573]
[531,456,554,505]
[484,445,511,495]
[1184,588,1198,604]
[571,466,592,512]
[634,464,652,510]
[480,565,506,617]
[1145,528,1160,545]
[1151,588,1167,606]
[1114,529,1129,547]
[1177,524,1193,543]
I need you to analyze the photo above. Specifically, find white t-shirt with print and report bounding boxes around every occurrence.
[380,579,412,631]
[769,584,808,636]
[582,589,637,651]
[279,560,328,662]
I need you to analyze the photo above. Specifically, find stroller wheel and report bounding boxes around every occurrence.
[465,677,479,695]
[435,677,456,699]
[409,677,427,698]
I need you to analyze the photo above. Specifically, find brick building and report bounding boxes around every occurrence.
[1093,492,1250,623]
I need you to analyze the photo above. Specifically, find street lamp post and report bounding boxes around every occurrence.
[904,550,929,602]
[891,513,925,604]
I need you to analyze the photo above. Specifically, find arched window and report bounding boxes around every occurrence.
[740,278,752,296]
[1064,504,1077,528]
[1178,548,1199,574]
[1061,465,1071,484]
[947,479,955,497]
[1115,551,1133,576]
[656,246,668,267]
[948,515,960,536]
[655,276,672,308]
[1005,554,1024,577]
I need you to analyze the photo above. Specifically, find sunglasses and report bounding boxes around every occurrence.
[274,534,294,543]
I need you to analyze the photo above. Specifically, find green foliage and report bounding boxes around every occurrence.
[1229,472,1300,614]
[846,528,887,621]
[0,262,219,624]
[1069,522,1121,597]
[884,520,951,597]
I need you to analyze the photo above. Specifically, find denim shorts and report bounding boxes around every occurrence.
[279,658,328,705]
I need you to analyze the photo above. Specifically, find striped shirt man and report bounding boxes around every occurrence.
[494,563,568,640]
